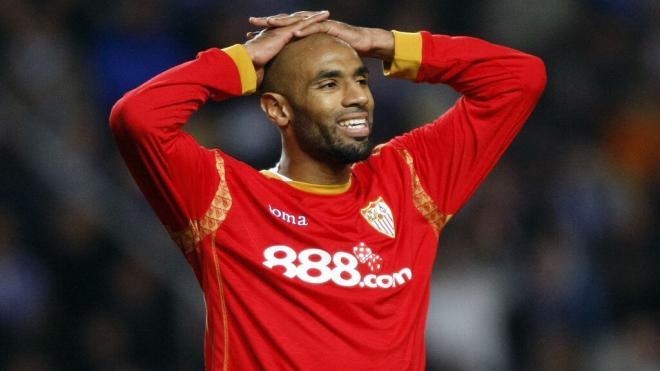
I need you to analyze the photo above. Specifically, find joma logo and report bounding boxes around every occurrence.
[268,205,309,226]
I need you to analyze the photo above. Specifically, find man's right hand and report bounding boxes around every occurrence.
[244,10,329,86]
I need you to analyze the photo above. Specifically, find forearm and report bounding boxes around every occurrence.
[387,31,546,102]
[109,45,256,145]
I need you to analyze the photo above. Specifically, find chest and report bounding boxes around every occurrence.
[215,174,438,294]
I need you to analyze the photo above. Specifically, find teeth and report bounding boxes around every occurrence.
[338,119,367,127]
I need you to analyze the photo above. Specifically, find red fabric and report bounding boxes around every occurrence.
[110,34,545,371]
[390,32,547,215]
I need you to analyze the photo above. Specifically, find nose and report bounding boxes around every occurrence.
[342,81,369,107]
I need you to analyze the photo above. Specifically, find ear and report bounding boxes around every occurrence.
[260,93,292,128]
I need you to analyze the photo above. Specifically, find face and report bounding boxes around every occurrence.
[287,40,375,166]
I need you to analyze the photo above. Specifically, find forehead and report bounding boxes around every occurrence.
[295,39,364,80]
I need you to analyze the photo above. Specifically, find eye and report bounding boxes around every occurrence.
[319,81,337,89]
[357,77,369,85]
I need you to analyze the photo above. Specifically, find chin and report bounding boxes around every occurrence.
[332,140,373,165]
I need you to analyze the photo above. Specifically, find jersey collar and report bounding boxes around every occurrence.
[260,168,352,195]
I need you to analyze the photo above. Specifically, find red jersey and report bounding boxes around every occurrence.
[110,31,546,370]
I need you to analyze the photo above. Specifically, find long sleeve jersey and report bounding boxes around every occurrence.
[110,31,546,371]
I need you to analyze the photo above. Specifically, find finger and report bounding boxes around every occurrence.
[290,10,323,17]
[251,10,328,28]
[248,13,287,26]
[248,11,317,27]
[265,11,326,26]
[246,28,267,39]
[250,13,287,21]
[293,21,333,38]
[285,11,330,33]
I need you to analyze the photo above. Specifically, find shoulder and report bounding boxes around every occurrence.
[353,143,410,182]
[214,149,263,179]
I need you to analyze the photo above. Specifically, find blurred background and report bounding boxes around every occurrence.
[1,0,658,370]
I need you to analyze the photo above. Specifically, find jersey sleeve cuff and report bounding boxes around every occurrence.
[383,31,422,80]
[222,44,257,95]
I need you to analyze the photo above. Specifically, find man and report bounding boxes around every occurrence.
[110,10,546,371]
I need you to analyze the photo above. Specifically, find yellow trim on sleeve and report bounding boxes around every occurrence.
[383,31,423,80]
[222,44,257,95]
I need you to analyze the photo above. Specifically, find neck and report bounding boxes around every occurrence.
[277,153,352,185]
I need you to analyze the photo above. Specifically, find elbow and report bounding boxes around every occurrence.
[520,55,547,99]
[109,92,151,139]
[109,95,127,134]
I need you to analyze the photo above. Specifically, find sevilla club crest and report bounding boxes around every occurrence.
[360,196,396,238]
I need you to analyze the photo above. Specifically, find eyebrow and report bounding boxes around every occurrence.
[313,66,370,82]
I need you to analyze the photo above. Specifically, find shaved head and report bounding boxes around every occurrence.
[260,34,358,100]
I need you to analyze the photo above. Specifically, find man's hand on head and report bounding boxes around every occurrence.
[244,10,330,86]
[248,13,394,62]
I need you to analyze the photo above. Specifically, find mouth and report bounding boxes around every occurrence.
[336,114,370,139]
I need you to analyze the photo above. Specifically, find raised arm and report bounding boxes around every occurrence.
[385,32,546,217]
[109,45,255,245]
[109,11,329,249]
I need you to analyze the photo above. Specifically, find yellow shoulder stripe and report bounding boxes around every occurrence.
[222,44,257,95]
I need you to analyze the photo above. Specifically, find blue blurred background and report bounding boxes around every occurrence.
[1,0,658,370]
